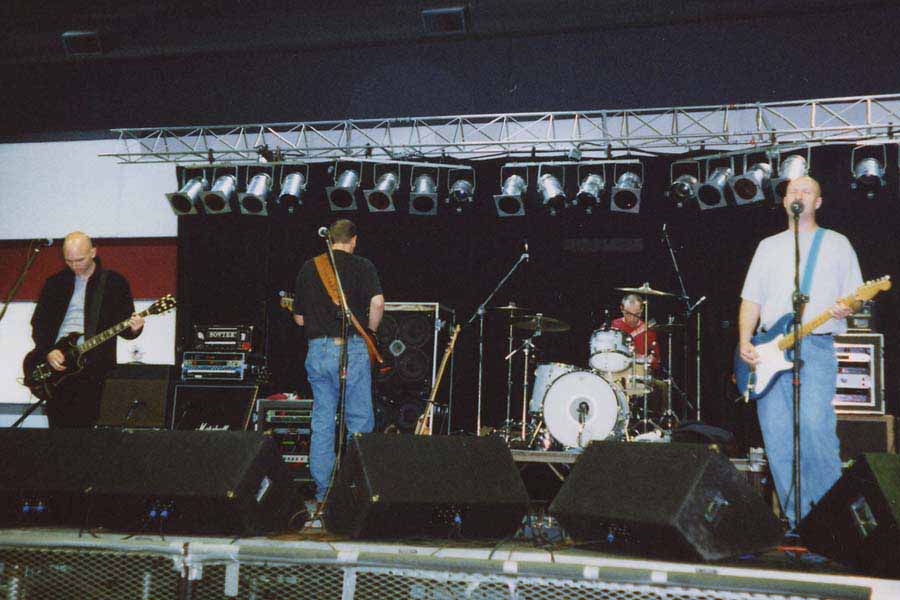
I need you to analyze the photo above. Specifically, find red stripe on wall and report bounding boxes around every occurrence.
[0,238,177,301]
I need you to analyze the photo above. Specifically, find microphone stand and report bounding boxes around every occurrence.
[323,233,353,456]
[0,239,48,325]
[790,207,807,528]
[466,247,529,436]
[662,224,704,421]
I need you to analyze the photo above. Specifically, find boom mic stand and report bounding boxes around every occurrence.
[662,223,705,421]
[790,203,806,529]
[466,244,529,436]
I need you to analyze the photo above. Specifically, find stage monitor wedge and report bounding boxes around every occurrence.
[549,441,783,561]
[324,433,528,539]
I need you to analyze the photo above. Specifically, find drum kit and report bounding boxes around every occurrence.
[493,283,687,451]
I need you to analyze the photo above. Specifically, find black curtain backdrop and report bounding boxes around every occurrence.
[176,146,900,447]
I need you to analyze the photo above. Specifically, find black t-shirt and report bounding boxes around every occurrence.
[293,250,382,339]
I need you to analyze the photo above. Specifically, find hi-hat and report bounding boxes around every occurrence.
[513,314,570,332]
[650,322,685,331]
[616,283,676,297]
[489,304,534,312]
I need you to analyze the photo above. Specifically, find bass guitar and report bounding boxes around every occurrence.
[23,294,177,400]
[734,277,890,400]
[415,324,461,436]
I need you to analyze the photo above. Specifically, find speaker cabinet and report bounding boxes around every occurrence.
[837,414,895,461]
[324,433,528,539]
[0,429,297,535]
[799,453,900,577]
[170,383,258,430]
[97,364,173,428]
[549,442,783,561]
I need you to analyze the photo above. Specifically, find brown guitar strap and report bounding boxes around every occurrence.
[313,254,384,364]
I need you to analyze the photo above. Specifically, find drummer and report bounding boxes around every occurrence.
[610,293,659,370]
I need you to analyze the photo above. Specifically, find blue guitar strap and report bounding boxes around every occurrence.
[800,228,826,297]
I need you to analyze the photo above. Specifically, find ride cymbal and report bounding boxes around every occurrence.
[615,282,677,297]
[513,314,570,333]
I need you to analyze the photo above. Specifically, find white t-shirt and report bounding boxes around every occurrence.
[740,228,863,335]
[57,275,89,343]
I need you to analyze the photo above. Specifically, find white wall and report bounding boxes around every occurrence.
[1,300,176,408]
[0,139,177,240]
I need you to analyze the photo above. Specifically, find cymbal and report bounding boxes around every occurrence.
[489,304,534,312]
[650,322,685,331]
[513,314,570,333]
[615,283,677,297]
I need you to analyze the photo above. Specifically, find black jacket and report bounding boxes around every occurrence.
[30,258,141,375]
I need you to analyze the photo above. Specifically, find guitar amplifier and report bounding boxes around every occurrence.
[832,333,884,414]
[182,351,247,380]
[192,324,254,352]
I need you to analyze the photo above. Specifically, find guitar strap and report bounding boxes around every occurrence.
[85,269,109,338]
[313,254,384,364]
[800,228,826,298]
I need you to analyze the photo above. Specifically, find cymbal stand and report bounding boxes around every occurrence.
[638,293,653,433]
[505,314,516,439]
[505,327,540,441]
[466,247,529,436]
[659,315,679,430]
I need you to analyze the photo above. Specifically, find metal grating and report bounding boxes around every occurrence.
[0,547,179,600]
[0,538,873,600]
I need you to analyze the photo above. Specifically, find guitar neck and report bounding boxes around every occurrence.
[777,295,859,350]
[78,307,150,354]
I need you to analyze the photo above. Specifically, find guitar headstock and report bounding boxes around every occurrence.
[855,276,892,302]
[148,294,177,315]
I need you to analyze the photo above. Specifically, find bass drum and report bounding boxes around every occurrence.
[530,362,578,413]
[542,369,629,449]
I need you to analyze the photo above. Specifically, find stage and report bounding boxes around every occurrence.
[0,525,897,600]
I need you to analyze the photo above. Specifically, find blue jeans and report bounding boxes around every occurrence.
[756,335,842,527]
[305,336,374,501]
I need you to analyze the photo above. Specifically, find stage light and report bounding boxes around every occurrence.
[166,177,208,216]
[773,154,808,200]
[494,174,527,217]
[574,173,604,214]
[201,174,237,214]
[327,169,360,211]
[278,172,307,209]
[447,177,474,213]
[410,174,438,216]
[669,174,698,204]
[538,173,567,216]
[697,167,732,210]
[729,162,772,205]
[238,173,272,216]
[365,172,399,212]
[852,157,885,199]
[610,171,641,213]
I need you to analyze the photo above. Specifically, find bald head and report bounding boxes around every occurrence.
[783,175,822,222]
[62,231,96,278]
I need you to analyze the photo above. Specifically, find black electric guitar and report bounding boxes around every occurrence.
[22,295,176,400]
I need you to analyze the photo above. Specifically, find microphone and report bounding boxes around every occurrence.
[523,239,529,262]
[317,226,329,238]
[662,223,667,234]
[790,201,803,215]
[34,238,52,247]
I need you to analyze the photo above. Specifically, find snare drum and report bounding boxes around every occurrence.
[542,369,629,448]
[530,363,578,413]
[621,355,654,395]
[589,329,632,372]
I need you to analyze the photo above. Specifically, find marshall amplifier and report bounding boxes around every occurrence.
[193,324,254,352]
[182,351,247,380]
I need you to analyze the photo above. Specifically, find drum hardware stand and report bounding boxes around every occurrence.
[658,315,679,430]
[662,222,706,421]
[466,245,529,436]
[505,326,541,441]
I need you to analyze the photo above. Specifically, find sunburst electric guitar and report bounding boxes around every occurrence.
[23,294,177,400]
[415,324,461,436]
[734,277,891,400]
